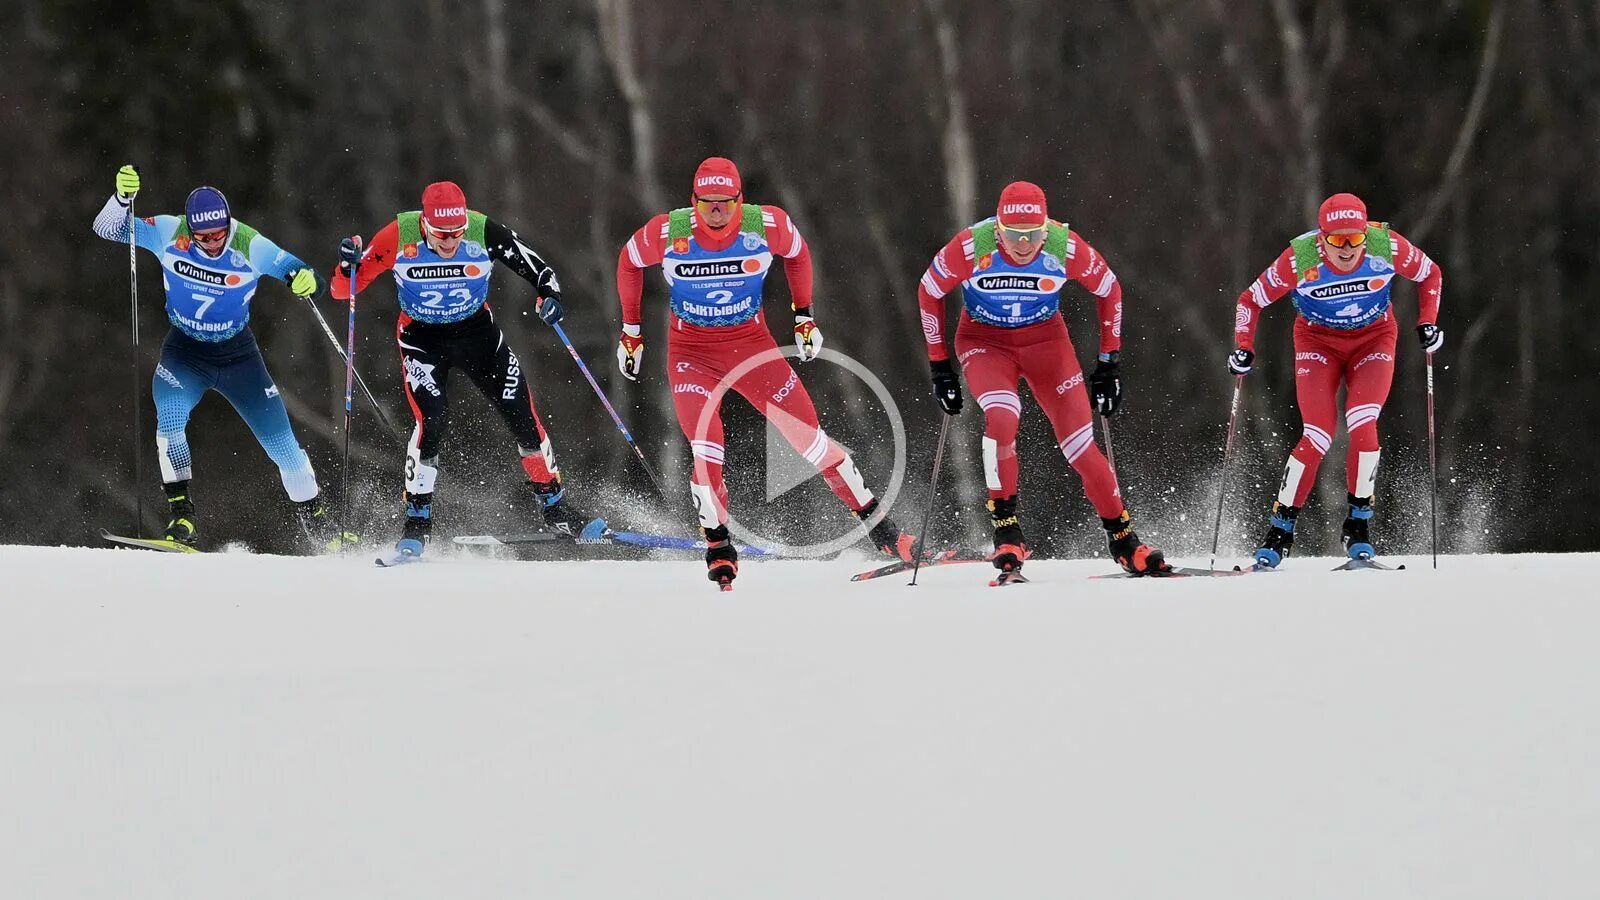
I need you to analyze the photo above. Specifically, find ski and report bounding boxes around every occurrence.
[100,529,202,554]
[849,548,987,582]
[989,570,1030,587]
[374,547,425,567]
[1089,565,1251,580]
[1333,557,1405,571]
[452,528,781,557]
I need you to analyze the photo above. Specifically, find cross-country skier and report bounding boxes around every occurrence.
[331,181,600,561]
[615,157,914,589]
[916,180,1169,579]
[1228,192,1444,567]
[91,165,353,551]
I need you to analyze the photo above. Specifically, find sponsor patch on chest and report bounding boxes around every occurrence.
[397,262,487,281]
[970,273,1062,294]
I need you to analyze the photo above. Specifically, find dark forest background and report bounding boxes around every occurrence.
[2,0,1596,560]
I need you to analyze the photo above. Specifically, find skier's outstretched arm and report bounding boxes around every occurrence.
[613,215,668,381]
[90,165,178,254]
[482,218,563,324]
[329,221,400,300]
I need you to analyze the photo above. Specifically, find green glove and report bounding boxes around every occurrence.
[115,164,140,200]
[289,267,318,298]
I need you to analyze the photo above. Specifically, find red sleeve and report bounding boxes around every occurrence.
[616,214,669,327]
[760,205,813,310]
[917,230,975,363]
[1064,229,1123,356]
[329,220,399,300]
[1388,230,1443,326]
[1234,247,1297,352]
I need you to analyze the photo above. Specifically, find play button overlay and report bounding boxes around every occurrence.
[765,403,855,501]
[692,344,908,558]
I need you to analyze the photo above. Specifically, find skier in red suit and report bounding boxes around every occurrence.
[615,157,913,588]
[917,181,1168,577]
[1228,192,1444,567]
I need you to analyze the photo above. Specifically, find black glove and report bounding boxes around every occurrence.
[1089,353,1122,416]
[1227,347,1255,375]
[338,235,363,267]
[536,292,564,326]
[930,359,963,416]
[1417,323,1443,354]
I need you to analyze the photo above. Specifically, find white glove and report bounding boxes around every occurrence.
[617,323,644,381]
[794,311,823,362]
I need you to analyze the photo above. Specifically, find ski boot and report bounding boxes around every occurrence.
[988,495,1026,574]
[703,523,738,590]
[1252,501,1299,569]
[294,496,360,553]
[163,480,198,546]
[856,497,919,561]
[532,479,609,540]
[1103,508,1171,575]
[394,491,433,560]
[1342,494,1376,560]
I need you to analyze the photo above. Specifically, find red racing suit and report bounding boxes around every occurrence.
[1235,227,1443,506]
[917,220,1124,517]
[616,202,874,528]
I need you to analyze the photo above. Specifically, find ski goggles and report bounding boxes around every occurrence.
[694,195,739,214]
[1323,231,1367,248]
[192,227,228,246]
[423,221,467,241]
[998,222,1048,242]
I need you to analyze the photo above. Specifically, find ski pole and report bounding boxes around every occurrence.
[1425,352,1438,570]
[1100,413,1116,474]
[339,261,359,553]
[549,321,668,499]
[298,292,398,436]
[127,186,144,537]
[908,413,953,586]
[1208,375,1246,573]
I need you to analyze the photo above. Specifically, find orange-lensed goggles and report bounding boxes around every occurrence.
[694,195,740,213]
[193,228,228,244]
[423,221,467,240]
[999,222,1047,242]
[1323,231,1367,248]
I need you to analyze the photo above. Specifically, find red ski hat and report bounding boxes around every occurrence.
[1319,192,1368,234]
[421,181,469,230]
[692,157,742,198]
[996,181,1049,227]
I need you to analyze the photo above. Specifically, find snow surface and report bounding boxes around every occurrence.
[2,545,1596,900]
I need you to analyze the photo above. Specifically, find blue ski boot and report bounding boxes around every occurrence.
[1253,501,1299,569]
[1342,494,1376,560]
[395,491,432,559]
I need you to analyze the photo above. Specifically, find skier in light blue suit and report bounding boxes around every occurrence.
[93,164,353,551]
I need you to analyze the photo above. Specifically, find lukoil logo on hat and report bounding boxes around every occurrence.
[421,181,470,230]
[996,181,1048,227]
[1319,192,1368,233]
[184,186,231,232]
[692,157,743,197]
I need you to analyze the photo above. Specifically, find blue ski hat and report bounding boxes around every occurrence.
[184,186,231,233]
